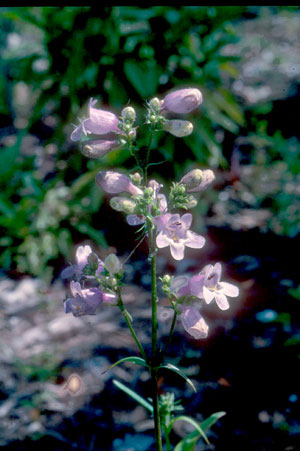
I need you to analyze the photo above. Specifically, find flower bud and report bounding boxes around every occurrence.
[186,195,198,209]
[144,187,154,197]
[96,171,143,195]
[149,97,161,113]
[162,88,202,114]
[162,274,173,286]
[104,254,121,274]
[163,120,193,137]
[182,169,215,193]
[121,106,136,122]
[179,169,203,190]
[110,197,137,214]
[81,139,118,158]
[87,252,99,272]
[130,172,142,185]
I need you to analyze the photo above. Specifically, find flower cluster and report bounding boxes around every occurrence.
[65,86,239,342]
[163,262,239,339]
[62,245,123,317]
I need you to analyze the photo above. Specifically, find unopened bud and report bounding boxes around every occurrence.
[88,252,99,271]
[163,120,193,137]
[149,97,161,113]
[144,187,154,197]
[162,274,172,285]
[179,169,203,190]
[110,197,137,214]
[104,254,121,275]
[121,106,136,122]
[181,169,215,192]
[186,195,198,209]
[131,172,142,184]
[162,88,202,114]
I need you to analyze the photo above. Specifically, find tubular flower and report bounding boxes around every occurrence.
[180,169,215,193]
[180,307,209,339]
[81,139,119,158]
[96,171,143,195]
[155,213,205,261]
[162,88,202,114]
[71,98,119,142]
[202,263,239,310]
[61,245,104,280]
[163,120,193,137]
[64,281,116,317]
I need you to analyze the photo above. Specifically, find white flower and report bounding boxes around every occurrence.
[202,263,239,310]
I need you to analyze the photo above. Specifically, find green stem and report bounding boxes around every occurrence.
[162,424,172,451]
[117,287,147,361]
[151,368,163,451]
[144,126,155,183]
[160,309,178,363]
[147,222,163,451]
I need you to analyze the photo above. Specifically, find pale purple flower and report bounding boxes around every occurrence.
[81,139,119,158]
[71,98,119,142]
[96,171,143,195]
[163,120,193,137]
[64,281,116,317]
[162,88,202,114]
[202,263,239,310]
[181,307,208,339]
[61,245,104,280]
[155,213,205,260]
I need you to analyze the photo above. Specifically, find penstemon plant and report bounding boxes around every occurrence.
[62,87,239,450]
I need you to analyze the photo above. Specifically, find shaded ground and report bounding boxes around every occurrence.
[0,225,299,450]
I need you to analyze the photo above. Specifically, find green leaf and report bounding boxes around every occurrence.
[105,356,148,373]
[200,411,226,431]
[113,379,153,413]
[159,363,197,393]
[124,60,160,98]
[173,411,226,451]
[172,415,209,446]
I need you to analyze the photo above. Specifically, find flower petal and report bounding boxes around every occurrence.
[215,292,230,310]
[181,307,208,339]
[181,213,193,230]
[213,263,222,282]
[156,232,170,248]
[219,282,239,297]
[203,285,215,304]
[71,124,83,142]
[185,230,206,249]
[61,265,76,279]
[189,274,205,299]
[170,242,185,260]
[70,281,83,298]
[127,214,145,226]
[76,245,92,269]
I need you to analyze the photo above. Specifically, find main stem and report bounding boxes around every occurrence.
[148,224,163,451]
[117,287,147,361]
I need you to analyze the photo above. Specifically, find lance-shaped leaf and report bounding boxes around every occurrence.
[172,415,209,447]
[174,411,226,451]
[113,379,153,413]
[159,363,197,393]
[103,356,148,374]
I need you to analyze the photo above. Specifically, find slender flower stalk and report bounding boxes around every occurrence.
[117,287,147,362]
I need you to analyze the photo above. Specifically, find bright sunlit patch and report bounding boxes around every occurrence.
[64,373,83,396]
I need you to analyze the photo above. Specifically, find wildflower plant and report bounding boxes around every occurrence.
[63,87,239,450]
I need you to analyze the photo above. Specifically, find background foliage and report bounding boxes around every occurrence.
[0,6,299,279]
